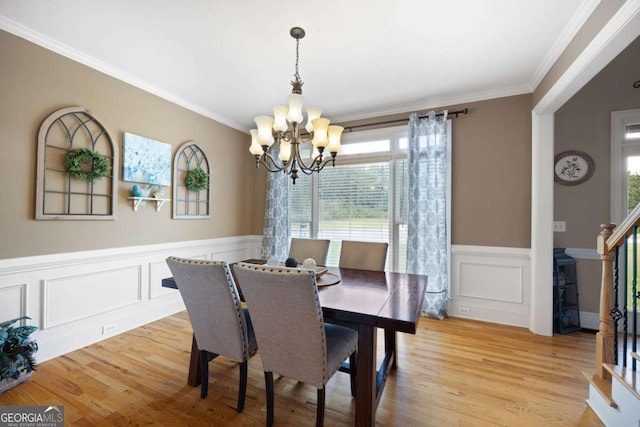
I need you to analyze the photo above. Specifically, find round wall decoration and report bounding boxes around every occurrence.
[554,150,595,186]
[65,148,111,182]
[185,167,209,192]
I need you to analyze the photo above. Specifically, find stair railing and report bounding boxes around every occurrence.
[596,202,640,382]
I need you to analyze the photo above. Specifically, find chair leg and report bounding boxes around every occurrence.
[349,350,357,397]
[316,387,325,427]
[200,350,209,399]
[236,360,248,413]
[265,371,274,427]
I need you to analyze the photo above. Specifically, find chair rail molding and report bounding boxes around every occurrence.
[0,235,263,362]
[564,247,599,260]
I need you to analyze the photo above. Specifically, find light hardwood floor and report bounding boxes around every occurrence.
[0,312,604,426]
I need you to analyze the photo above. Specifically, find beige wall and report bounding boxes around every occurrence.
[0,30,266,259]
[0,25,538,260]
[1,26,533,260]
[576,259,603,313]
[554,35,640,312]
[341,94,533,249]
[554,35,640,248]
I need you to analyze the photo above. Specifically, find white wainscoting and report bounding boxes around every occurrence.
[0,283,27,321]
[1,239,545,362]
[450,245,531,328]
[0,235,262,362]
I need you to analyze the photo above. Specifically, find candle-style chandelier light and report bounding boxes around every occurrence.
[249,27,342,184]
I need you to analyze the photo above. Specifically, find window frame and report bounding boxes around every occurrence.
[291,123,451,274]
[610,108,640,317]
[611,109,640,223]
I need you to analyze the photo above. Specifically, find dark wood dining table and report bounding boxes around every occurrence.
[162,261,427,427]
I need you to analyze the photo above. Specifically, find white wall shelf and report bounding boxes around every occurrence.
[128,197,170,212]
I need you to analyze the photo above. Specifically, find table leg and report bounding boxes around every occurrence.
[355,324,376,427]
[187,334,202,387]
[384,328,397,370]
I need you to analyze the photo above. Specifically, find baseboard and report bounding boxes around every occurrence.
[580,310,600,330]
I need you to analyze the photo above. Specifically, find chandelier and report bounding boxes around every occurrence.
[249,27,342,184]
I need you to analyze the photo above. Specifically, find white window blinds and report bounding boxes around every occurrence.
[290,173,312,238]
[290,127,411,272]
[321,161,390,256]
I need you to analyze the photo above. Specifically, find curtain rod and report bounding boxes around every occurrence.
[343,108,468,133]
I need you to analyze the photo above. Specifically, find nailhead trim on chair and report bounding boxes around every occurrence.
[238,263,331,382]
[167,257,255,358]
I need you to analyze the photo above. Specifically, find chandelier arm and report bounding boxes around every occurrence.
[313,155,338,173]
[294,154,337,176]
[259,160,286,173]
[259,153,287,173]
[291,145,322,173]
[297,164,317,176]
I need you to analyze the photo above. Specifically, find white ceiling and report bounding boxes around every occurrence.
[0,0,596,132]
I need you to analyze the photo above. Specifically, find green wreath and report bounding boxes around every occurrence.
[65,148,111,182]
[185,168,209,192]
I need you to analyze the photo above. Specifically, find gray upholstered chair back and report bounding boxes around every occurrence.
[166,257,253,362]
[338,240,389,271]
[288,238,331,266]
[234,263,342,389]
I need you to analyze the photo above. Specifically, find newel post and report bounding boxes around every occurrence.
[595,223,616,380]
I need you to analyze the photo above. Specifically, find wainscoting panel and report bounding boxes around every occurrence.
[451,245,531,328]
[0,283,27,320]
[458,262,523,303]
[43,266,143,328]
[149,259,178,300]
[0,235,262,362]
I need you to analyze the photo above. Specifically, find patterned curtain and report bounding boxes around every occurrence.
[260,143,291,261]
[406,111,449,319]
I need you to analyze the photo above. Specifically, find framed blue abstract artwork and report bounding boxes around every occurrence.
[123,132,171,186]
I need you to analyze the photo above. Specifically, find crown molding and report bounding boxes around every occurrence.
[331,84,532,124]
[0,16,246,133]
[533,0,640,113]
[528,0,601,91]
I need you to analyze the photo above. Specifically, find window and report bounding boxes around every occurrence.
[612,109,640,219]
[626,123,640,140]
[291,126,409,271]
[627,155,640,214]
[611,109,640,315]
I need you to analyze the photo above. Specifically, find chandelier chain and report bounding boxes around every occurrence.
[294,37,301,83]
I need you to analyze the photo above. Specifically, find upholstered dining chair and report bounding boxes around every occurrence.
[338,240,388,271]
[165,257,257,412]
[288,237,331,266]
[337,240,396,370]
[233,262,357,427]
